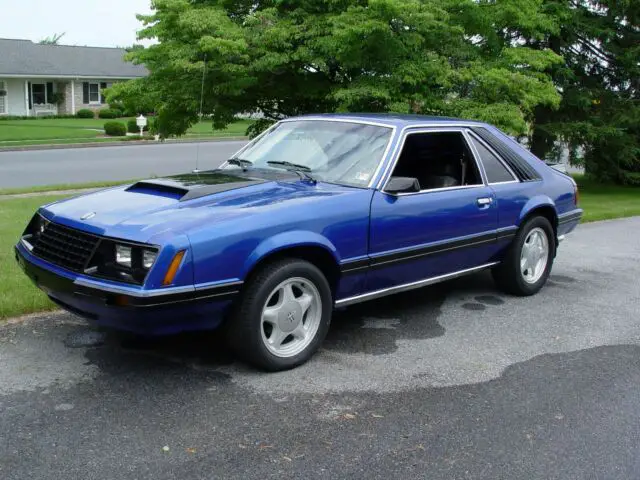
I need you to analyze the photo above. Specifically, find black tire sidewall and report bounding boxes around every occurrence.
[510,216,555,295]
[232,259,333,371]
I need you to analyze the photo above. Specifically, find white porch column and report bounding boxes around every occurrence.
[71,80,76,114]
[24,80,29,116]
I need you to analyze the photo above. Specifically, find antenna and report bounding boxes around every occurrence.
[193,54,207,174]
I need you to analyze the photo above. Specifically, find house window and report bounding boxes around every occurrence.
[89,83,100,103]
[0,80,6,114]
[30,82,54,106]
[83,82,108,104]
[32,83,46,104]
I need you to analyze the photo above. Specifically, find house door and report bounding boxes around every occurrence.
[0,81,6,114]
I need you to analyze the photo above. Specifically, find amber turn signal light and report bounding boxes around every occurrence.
[162,250,186,286]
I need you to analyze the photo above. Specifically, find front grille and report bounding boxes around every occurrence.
[32,221,100,272]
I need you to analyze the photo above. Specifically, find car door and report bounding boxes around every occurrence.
[465,128,540,244]
[366,129,500,292]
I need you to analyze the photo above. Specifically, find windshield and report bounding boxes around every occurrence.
[224,120,393,187]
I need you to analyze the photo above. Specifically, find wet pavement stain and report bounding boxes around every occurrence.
[71,271,498,365]
[324,284,448,355]
[462,303,486,311]
[64,329,107,348]
[550,275,576,283]
[82,330,234,383]
[474,295,505,306]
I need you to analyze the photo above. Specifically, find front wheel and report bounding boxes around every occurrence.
[226,258,332,371]
[492,216,555,296]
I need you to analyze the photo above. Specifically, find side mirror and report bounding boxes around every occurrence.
[385,176,420,194]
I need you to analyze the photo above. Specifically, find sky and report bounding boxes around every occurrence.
[1,0,153,47]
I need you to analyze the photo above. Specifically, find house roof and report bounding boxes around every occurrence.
[0,38,148,78]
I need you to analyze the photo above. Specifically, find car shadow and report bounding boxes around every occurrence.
[84,271,503,370]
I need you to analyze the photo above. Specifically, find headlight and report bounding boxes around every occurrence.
[21,213,50,250]
[37,216,48,234]
[115,245,132,267]
[142,249,157,269]
[89,242,159,284]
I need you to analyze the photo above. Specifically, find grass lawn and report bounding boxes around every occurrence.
[0,124,102,142]
[0,195,68,319]
[187,118,254,137]
[574,175,640,222]
[0,179,134,196]
[0,118,252,146]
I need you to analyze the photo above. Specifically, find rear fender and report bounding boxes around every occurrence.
[518,195,556,226]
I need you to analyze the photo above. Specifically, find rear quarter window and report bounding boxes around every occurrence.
[469,137,516,183]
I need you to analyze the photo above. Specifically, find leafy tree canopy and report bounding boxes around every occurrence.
[525,0,639,184]
[108,0,563,138]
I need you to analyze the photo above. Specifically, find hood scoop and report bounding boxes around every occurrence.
[125,172,269,202]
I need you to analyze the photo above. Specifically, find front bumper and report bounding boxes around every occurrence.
[15,244,240,335]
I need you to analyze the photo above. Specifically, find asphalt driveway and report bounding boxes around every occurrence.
[1,217,639,480]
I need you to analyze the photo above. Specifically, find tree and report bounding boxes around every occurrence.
[525,1,640,184]
[109,0,563,139]
[39,33,66,45]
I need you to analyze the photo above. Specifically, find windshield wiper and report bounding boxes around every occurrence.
[267,161,316,183]
[227,158,253,171]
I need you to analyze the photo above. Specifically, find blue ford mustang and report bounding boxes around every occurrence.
[15,114,582,370]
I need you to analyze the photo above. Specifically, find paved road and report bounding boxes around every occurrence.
[1,217,639,480]
[0,141,247,188]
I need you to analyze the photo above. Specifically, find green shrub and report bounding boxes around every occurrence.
[76,109,95,119]
[147,116,158,135]
[109,101,125,113]
[103,121,127,136]
[127,118,149,134]
[98,108,119,119]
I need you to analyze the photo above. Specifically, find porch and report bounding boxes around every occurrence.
[0,78,111,116]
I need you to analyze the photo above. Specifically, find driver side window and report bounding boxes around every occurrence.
[389,131,483,191]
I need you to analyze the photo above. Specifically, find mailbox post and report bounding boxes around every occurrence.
[136,114,147,137]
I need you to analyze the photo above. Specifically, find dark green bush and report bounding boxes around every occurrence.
[127,118,149,134]
[98,108,119,119]
[76,109,95,119]
[103,121,127,136]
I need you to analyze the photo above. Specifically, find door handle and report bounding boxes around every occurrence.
[477,197,493,207]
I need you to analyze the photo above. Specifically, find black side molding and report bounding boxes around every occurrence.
[340,231,499,274]
[471,127,542,182]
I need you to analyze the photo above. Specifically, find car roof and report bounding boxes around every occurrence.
[290,113,488,129]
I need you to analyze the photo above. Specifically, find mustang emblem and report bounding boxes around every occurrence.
[80,212,96,220]
[287,311,295,323]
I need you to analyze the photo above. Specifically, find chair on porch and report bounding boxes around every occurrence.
[33,104,58,117]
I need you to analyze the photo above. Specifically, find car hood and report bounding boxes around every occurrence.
[40,170,367,243]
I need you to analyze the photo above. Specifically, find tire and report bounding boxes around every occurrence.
[492,215,555,296]
[226,258,333,371]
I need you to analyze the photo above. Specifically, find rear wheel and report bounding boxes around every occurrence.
[492,216,555,296]
[227,258,332,371]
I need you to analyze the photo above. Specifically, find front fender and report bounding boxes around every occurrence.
[243,230,340,278]
[518,195,556,225]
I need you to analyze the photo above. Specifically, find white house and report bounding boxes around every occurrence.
[0,38,147,116]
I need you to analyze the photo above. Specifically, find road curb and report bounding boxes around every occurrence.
[0,136,248,153]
